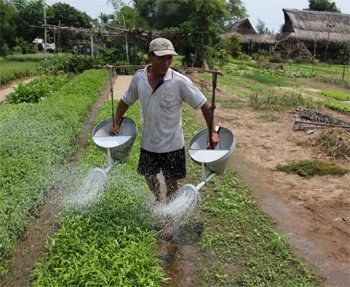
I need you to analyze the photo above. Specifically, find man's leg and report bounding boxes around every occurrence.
[145,175,165,203]
[164,178,179,200]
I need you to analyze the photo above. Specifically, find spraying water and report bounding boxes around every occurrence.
[152,185,200,221]
[67,148,115,206]
[66,167,107,206]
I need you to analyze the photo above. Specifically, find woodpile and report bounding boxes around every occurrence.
[290,109,350,131]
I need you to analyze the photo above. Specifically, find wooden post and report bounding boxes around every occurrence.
[90,34,94,57]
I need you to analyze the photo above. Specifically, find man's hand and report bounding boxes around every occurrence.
[207,131,219,149]
[109,120,120,135]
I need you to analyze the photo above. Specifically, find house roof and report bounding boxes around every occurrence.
[221,19,277,44]
[279,9,350,43]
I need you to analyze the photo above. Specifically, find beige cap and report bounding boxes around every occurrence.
[149,37,178,56]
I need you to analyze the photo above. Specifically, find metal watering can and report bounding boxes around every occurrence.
[92,117,137,168]
[91,65,137,177]
[176,126,235,206]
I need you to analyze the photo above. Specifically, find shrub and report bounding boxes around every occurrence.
[7,74,69,104]
[37,55,103,74]
[269,55,285,63]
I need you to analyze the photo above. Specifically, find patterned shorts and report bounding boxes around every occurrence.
[138,147,186,180]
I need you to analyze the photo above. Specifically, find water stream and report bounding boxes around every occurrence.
[65,149,113,206]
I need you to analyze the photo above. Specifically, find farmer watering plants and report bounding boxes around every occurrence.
[110,37,219,237]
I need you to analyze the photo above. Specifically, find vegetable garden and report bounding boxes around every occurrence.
[0,54,349,286]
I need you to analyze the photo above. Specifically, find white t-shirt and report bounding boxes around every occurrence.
[122,65,207,153]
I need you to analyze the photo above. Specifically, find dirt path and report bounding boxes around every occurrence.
[110,75,132,100]
[0,78,35,103]
[189,74,350,286]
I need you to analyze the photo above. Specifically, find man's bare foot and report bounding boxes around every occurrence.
[160,220,173,240]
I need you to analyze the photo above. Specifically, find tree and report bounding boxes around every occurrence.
[115,6,149,29]
[307,0,341,12]
[323,20,335,61]
[225,0,247,26]
[107,0,247,67]
[340,42,350,81]
[46,3,92,28]
[0,0,17,55]
[11,0,45,44]
[256,18,271,34]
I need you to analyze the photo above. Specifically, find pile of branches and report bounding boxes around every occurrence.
[310,128,350,159]
[290,109,350,131]
[291,108,350,126]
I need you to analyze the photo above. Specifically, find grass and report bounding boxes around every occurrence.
[275,160,349,177]
[0,53,70,86]
[198,60,350,114]
[194,173,321,286]
[0,61,39,86]
[249,91,319,111]
[257,113,279,122]
[297,63,350,88]
[3,53,66,62]
[243,73,290,86]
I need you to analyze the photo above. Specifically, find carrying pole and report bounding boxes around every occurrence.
[104,65,115,121]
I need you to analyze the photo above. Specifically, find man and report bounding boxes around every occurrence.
[110,37,219,204]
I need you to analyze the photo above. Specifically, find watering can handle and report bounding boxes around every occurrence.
[209,73,217,148]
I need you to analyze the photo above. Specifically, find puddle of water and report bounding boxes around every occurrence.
[156,221,205,287]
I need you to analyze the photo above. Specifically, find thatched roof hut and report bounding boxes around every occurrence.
[224,19,257,35]
[279,9,350,44]
[221,19,277,45]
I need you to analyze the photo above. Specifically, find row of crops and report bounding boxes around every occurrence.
[0,70,107,275]
[0,54,103,86]
[0,67,166,285]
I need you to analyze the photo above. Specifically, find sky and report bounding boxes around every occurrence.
[45,0,350,32]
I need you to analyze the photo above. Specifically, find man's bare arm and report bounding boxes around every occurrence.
[201,101,219,149]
